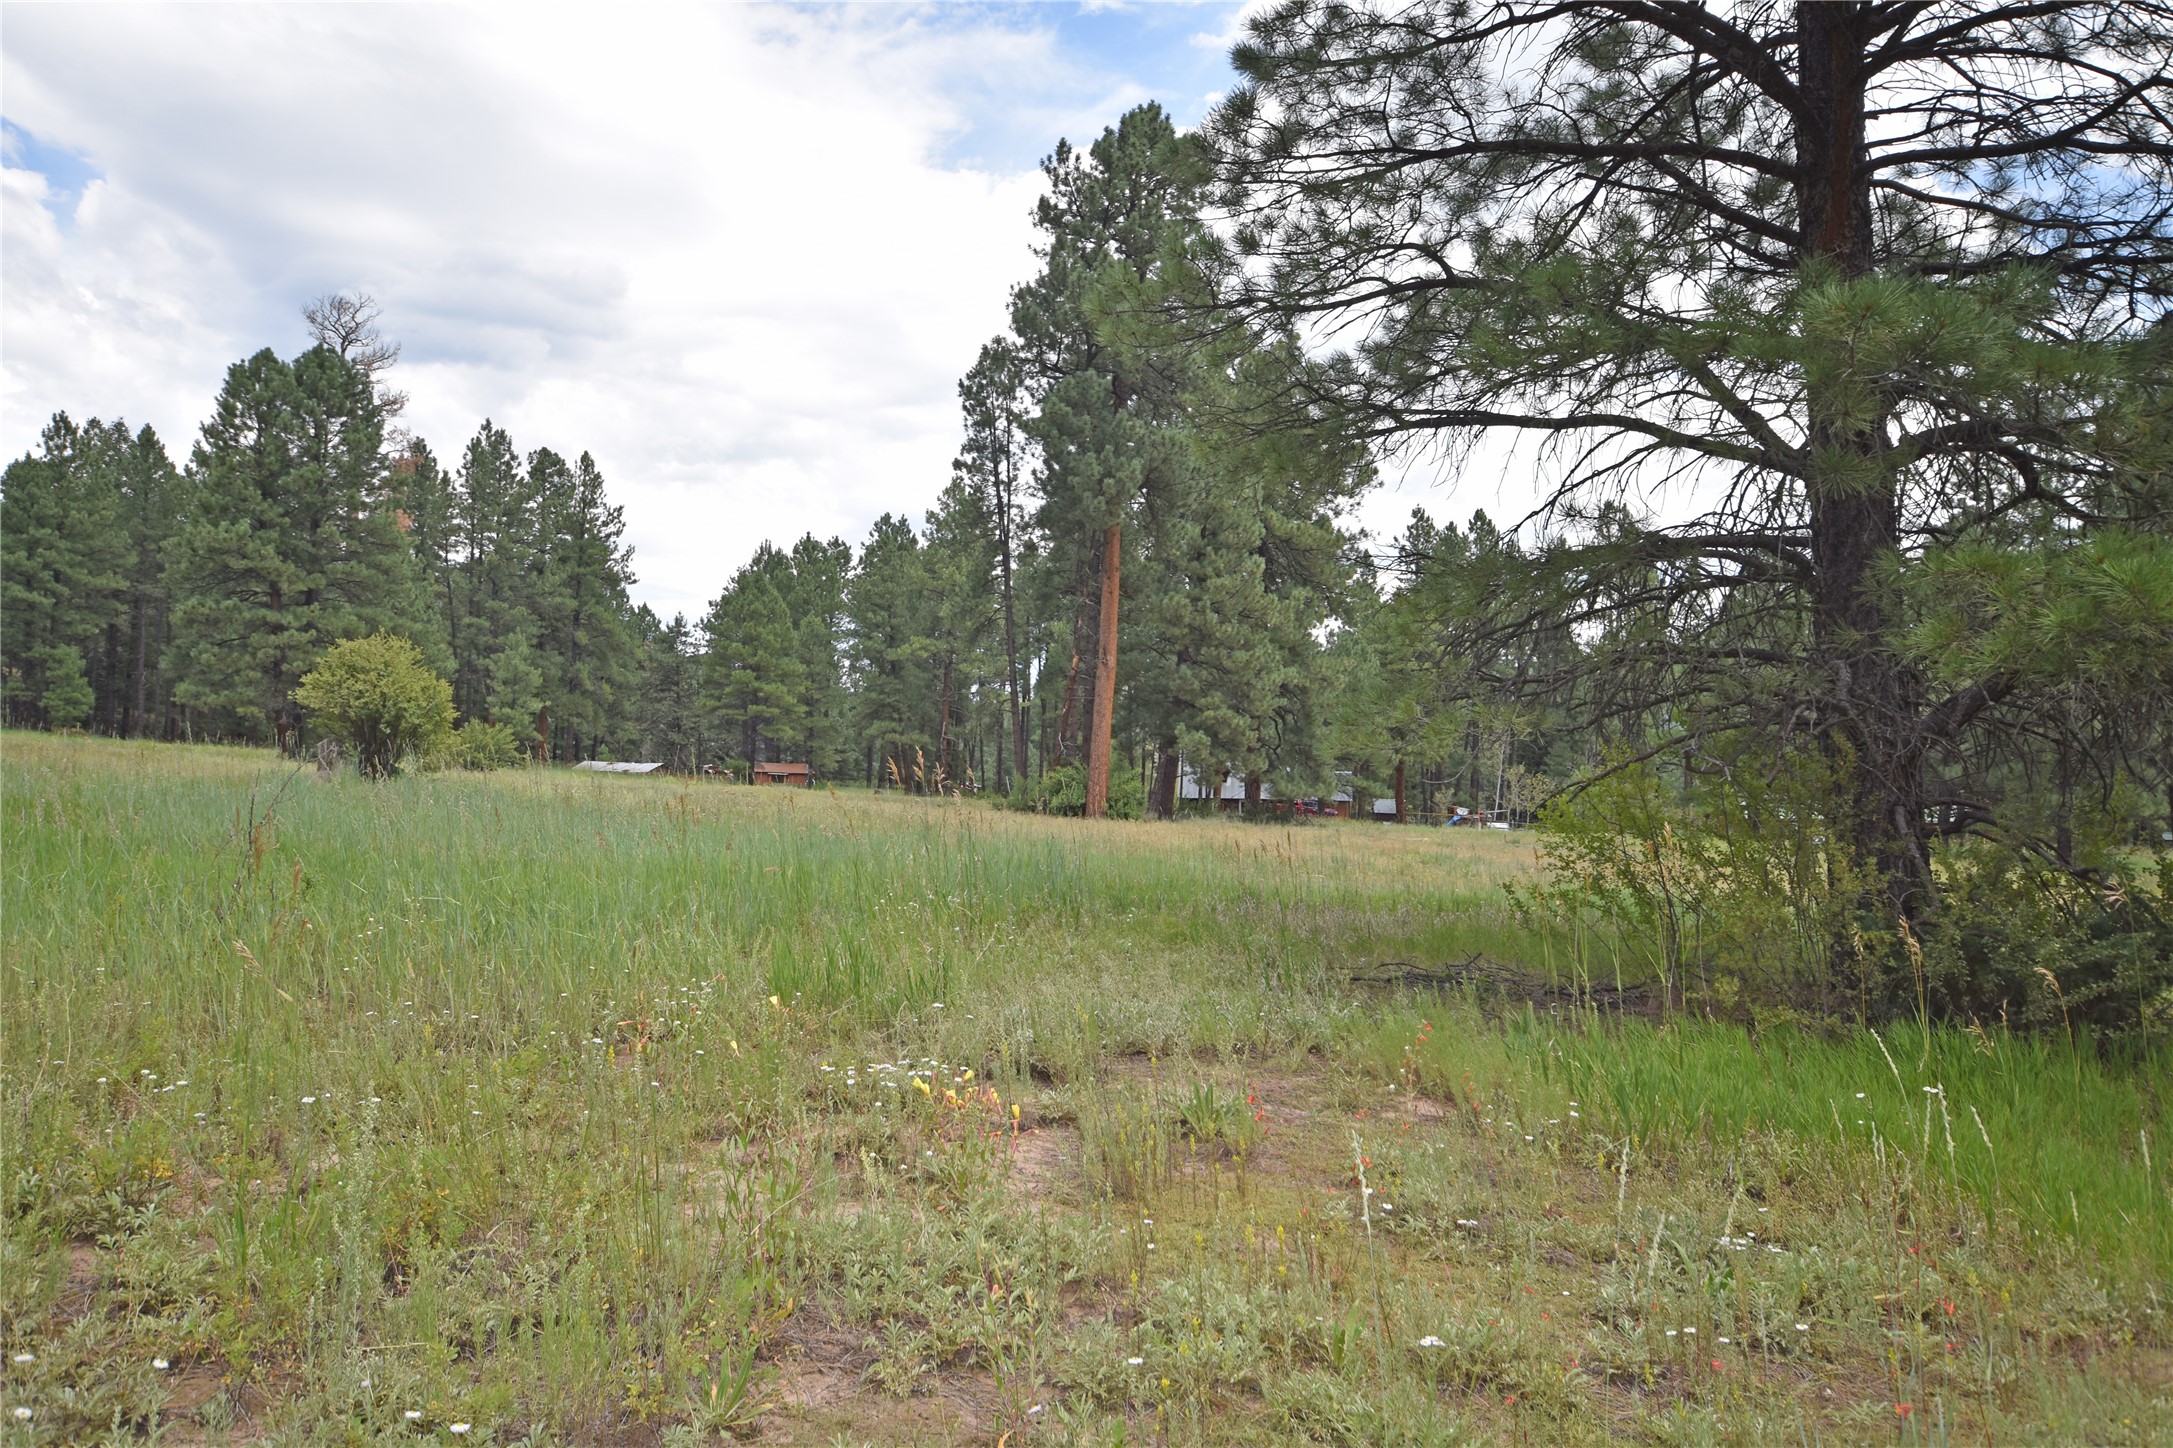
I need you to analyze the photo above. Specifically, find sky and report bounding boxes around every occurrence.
[2,1,1476,621]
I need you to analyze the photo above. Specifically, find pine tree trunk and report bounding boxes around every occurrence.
[1796,0,1932,922]
[1084,522,1122,818]
[129,593,151,738]
[997,476,1028,793]
[1152,737,1179,819]
[1393,760,1406,824]
[936,648,955,792]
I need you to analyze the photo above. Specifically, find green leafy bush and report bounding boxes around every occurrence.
[452,718,526,771]
[291,633,453,779]
[1010,761,1144,819]
[1923,846,2173,1038]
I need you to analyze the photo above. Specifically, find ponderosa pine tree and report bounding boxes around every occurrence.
[167,347,427,751]
[2,417,127,729]
[448,424,546,728]
[392,439,462,678]
[846,513,937,788]
[534,449,636,761]
[701,556,806,767]
[0,415,185,734]
[779,535,855,778]
[109,421,187,738]
[1208,0,2173,921]
[952,339,1034,789]
[1125,343,1370,814]
[1011,102,1211,816]
[631,607,704,771]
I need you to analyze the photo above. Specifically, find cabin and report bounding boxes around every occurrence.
[750,761,812,787]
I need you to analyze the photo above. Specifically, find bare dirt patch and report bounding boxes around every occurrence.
[1003,1123,1079,1201]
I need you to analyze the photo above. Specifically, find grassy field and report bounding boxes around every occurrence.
[2,732,2167,1446]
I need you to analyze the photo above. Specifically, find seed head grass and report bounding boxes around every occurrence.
[2,734,2165,1443]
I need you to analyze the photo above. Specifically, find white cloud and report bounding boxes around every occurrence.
[1,3,1123,621]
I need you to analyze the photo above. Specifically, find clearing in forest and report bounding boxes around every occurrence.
[2,734,2166,1445]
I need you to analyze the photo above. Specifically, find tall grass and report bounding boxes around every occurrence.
[4,733,2164,1443]
[1354,1005,2170,1281]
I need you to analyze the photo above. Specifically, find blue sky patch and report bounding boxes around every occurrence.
[810,1,1249,172]
[2,117,100,220]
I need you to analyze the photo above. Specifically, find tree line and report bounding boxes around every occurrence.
[2,105,1378,812]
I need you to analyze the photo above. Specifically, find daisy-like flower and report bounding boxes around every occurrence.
[405,1409,423,1421]
[153,1357,170,1370]
[13,1407,31,1421]
[449,1425,471,1436]
[9,1353,31,1364]
[1416,1335,1446,1348]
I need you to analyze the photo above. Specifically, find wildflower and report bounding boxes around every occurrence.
[405,1410,423,1420]
[10,1353,31,1363]
[1895,1403,1913,1419]
[1794,1323,1809,1332]
[1126,1356,1144,1366]
[13,1407,31,1421]
[450,1425,471,1436]
[301,1096,317,1104]
[1416,1335,1446,1347]
[153,1357,170,1370]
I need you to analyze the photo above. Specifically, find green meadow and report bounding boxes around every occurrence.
[2,733,2166,1445]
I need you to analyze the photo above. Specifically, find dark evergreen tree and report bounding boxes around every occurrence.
[535,450,636,761]
[166,347,426,750]
[2,417,127,729]
[846,514,936,788]
[701,553,807,766]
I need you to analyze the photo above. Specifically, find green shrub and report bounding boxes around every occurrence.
[1923,845,2173,1038]
[292,633,453,779]
[1011,761,1144,819]
[452,718,527,771]
[1518,744,1868,1011]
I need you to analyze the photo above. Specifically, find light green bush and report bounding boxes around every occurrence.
[453,718,526,771]
[291,633,453,779]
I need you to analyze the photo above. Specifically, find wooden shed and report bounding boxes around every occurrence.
[750,761,812,787]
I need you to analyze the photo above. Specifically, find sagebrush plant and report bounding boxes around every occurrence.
[2,734,2165,1444]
